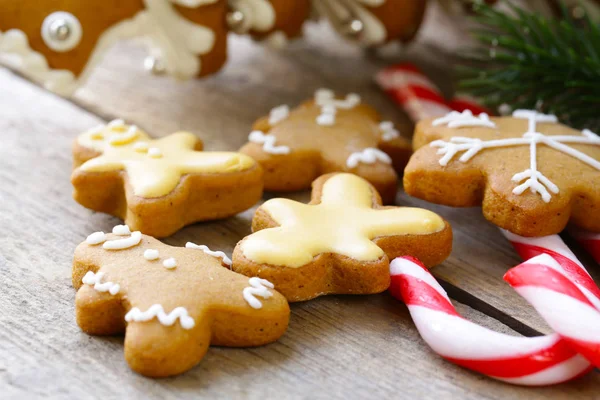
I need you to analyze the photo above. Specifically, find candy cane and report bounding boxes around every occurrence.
[505,254,600,368]
[389,256,593,386]
[375,63,493,124]
[501,230,600,312]
[568,227,600,264]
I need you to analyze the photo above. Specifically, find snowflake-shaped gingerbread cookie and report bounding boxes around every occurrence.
[404,110,600,237]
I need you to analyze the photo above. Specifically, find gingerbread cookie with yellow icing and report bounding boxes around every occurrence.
[404,109,600,237]
[73,226,289,377]
[232,173,452,302]
[71,119,263,237]
[239,89,412,204]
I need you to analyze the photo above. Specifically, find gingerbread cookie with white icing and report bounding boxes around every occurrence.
[0,0,309,95]
[239,89,412,204]
[404,109,600,237]
[71,119,263,238]
[73,227,289,377]
[232,173,452,302]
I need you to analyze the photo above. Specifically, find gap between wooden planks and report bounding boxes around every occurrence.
[0,34,599,400]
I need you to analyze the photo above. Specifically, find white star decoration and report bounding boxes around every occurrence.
[430,110,600,203]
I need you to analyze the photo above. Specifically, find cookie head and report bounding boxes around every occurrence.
[232,172,452,302]
[73,229,290,377]
[71,119,263,237]
[404,109,600,236]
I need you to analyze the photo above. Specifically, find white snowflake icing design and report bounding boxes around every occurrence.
[432,109,496,129]
[430,110,600,203]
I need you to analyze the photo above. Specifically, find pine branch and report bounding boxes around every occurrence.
[458,1,600,132]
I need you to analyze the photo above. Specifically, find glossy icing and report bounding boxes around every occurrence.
[241,173,445,267]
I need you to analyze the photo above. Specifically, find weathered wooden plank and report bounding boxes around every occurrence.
[2,68,599,398]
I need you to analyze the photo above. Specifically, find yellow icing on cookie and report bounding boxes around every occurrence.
[78,129,255,198]
[242,173,445,267]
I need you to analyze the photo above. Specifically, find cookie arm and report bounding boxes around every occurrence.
[75,286,126,336]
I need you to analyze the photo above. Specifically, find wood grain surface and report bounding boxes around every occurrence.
[1,17,599,400]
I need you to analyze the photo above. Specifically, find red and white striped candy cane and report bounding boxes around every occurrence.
[569,227,600,264]
[389,256,593,386]
[505,254,600,368]
[501,230,600,312]
[375,63,494,123]
[376,64,452,123]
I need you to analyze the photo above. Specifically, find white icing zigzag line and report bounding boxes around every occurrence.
[243,277,274,309]
[268,105,290,125]
[86,232,107,245]
[314,88,361,126]
[112,225,131,236]
[103,231,142,250]
[82,271,120,295]
[248,131,290,155]
[380,121,399,141]
[430,110,600,203]
[432,110,497,129]
[186,242,232,266]
[125,304,195,329]
[346,148,392,169]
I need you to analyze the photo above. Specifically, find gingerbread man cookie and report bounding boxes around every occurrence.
[404,109,600,237]
[73,227,289,377]
[71,119,263,237]
[239,89,412,204]
[232,173,452,302]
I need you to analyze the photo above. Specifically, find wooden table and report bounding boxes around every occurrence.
[1,21,599,400]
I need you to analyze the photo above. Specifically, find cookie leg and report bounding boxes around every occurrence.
[124,321,212,378]
[75,286,126,336]
[210,307,289,347]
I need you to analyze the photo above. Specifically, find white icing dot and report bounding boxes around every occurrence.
[148,147,162,158]
[108,119,126,129]
[133,141,149,152]
[144,249,160,261]
[87,125,105,140]
[163,257,177,269]
[112,224,131,236]
[86,231,106,245]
